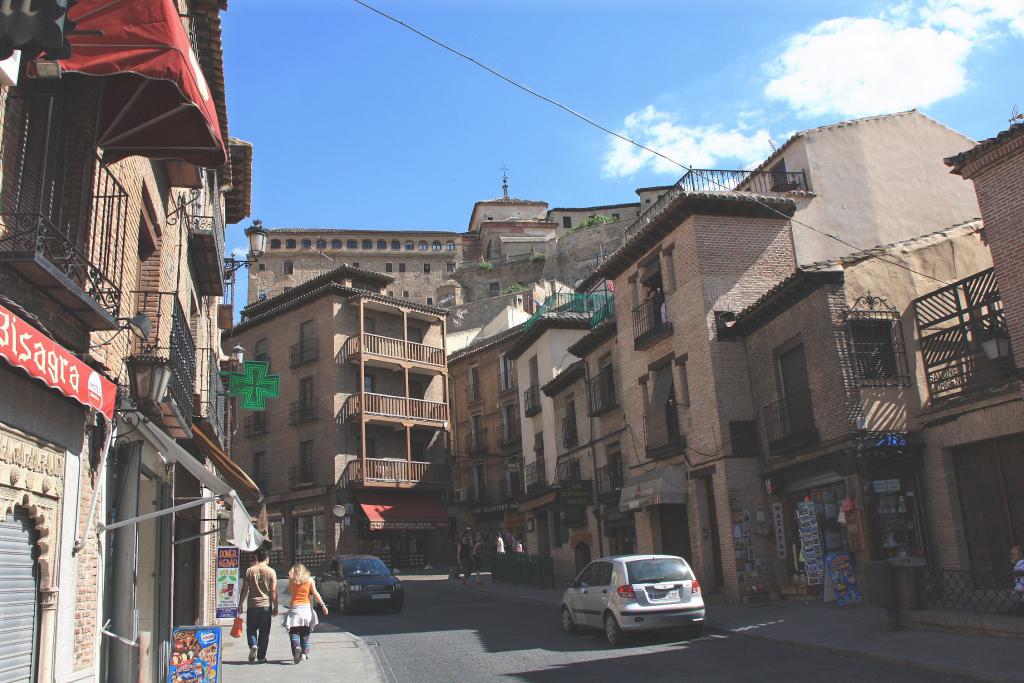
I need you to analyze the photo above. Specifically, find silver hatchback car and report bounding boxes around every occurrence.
[561,554,705,646]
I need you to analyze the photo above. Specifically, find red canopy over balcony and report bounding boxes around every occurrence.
[58,0,226,167]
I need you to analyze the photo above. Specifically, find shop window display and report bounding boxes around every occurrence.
[870,476,925,561]
[785,482,847,592]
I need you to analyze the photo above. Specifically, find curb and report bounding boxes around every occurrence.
[709,623,1020,683]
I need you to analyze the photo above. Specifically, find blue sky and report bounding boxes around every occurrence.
[223,0,1023,256]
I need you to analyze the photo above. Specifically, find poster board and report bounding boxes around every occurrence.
[215,546,240,619]
[825,552,862,606]
[168,626,222,683]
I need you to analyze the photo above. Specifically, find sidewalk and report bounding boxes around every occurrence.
[424,572,1024,683]
[221,587,383,682]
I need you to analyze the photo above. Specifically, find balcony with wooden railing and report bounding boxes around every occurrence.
[340,393,449,426]
[338,458,450,490]
[344,333,446,371]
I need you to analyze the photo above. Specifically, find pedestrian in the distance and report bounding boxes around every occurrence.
[457,531,474,586]
[281,562,328,664]
[472,532,484,584]
[1011,545,1024,610]
[495,531,506,554]
[236,548,278,664]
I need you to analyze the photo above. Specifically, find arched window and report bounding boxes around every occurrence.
[418,241,428,251]
[347,239,358,249]
[362,239,373,250]
[405,241,414,251]
[332,239,342,249]
[377,239,387,250]
[431,241,441,251]
[391,240,401,250]
[301,239,312,249]
[286,239,296,249]
[270,239,281,249]
[446,241,455,251]
[316,239,327,249]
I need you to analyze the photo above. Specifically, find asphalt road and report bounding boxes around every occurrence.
[326,578,969,683]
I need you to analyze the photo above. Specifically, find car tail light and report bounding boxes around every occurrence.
[691,579,701,595]
[616,584,636,599]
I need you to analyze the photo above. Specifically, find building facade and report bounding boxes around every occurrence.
[229,266,453,572]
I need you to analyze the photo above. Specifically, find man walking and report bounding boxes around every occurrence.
[237,548,278,664]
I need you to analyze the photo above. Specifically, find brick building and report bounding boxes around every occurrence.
[249,228,464,306]
[945,123,1024,378]
[448,326,526,540]
[229,266,452,572]
[0,1,260,680]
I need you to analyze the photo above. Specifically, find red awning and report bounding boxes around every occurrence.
[355,490,449,531]
[58,0,226,167]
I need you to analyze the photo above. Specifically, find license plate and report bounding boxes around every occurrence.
[370,593,390,600]
[650,589,679,601]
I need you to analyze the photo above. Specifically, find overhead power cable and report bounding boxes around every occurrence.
[350,0,955,287]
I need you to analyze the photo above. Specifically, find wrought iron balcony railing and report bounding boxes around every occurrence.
[596,462,625,497]
[289,464,318,489]
[130,291,195,431]
[289,337,318,367]
[197,347,227,443]
[289,398,320,425]
[498,413,521,446]
[0,144,129,330]
[523,385,541,417]
[633,296,672,349]
[243,412,270,436]
[587,374,617,416]
[523,291,614,331]
[761,390,818,455]
[561,415,578,450]
[466,427,489,455]
[525,460,548,492]
[625,167,810,239]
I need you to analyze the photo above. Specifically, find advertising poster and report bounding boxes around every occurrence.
[825,552,862,606]
[772,502,787,559]
[215,546,240,619]
[168,626,221,683]
[796,501,824,585]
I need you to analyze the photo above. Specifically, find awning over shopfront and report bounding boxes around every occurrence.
[58,0,226,166]
[191,422,262,504]
[103,417,263,551]
[355,490,448,531]
[619,465,686,511]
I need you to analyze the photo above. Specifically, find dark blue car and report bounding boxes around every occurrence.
[319,555,404,614]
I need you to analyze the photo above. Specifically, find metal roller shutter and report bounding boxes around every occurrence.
[0,511,37,683]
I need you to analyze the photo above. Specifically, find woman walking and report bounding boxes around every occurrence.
[281,562,328,664]
[457,531,475,586]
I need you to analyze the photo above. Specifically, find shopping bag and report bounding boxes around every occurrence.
[230,616,243,639]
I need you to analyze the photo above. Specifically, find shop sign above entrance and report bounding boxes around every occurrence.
[224,361,279,411]
[0,302,116,419]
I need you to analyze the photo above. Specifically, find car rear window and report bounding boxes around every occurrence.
[626,558,693,584]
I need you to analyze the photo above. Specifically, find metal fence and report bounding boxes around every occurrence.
[492,552,556,589]
[920,569,1024,616]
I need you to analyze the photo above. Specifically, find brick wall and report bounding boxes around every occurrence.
[962,152,1024,374]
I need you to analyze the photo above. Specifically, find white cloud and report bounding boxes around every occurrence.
[602,106,774,177]
[763,0,1023,118]
[231,247,247,260]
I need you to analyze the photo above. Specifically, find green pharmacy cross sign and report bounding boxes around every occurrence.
[224,361,280,411]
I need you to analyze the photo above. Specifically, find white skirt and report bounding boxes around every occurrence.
[281,603,319,630]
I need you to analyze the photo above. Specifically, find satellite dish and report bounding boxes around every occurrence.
[332,505,346,519]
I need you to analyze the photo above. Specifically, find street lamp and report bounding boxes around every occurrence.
[223,219,268,275]
[125,356,173,413]
[980,329,1012,361]
[231,345,245,367]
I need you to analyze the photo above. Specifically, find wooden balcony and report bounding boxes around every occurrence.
[344,333,446,372]
[338,458,449,489]
[340,393,449,427]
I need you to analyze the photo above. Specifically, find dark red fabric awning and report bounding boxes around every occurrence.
[58,0,226,167]
[355,490,449,531]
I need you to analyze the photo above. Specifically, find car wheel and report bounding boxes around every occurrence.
[604,613,625,647]
[561,606,576,634]
[687,623,704,639]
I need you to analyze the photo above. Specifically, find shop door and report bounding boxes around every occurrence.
[953,434,1024,574]
[695,478,723,592]
[659,504,692,561]
[0,510,38,683]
